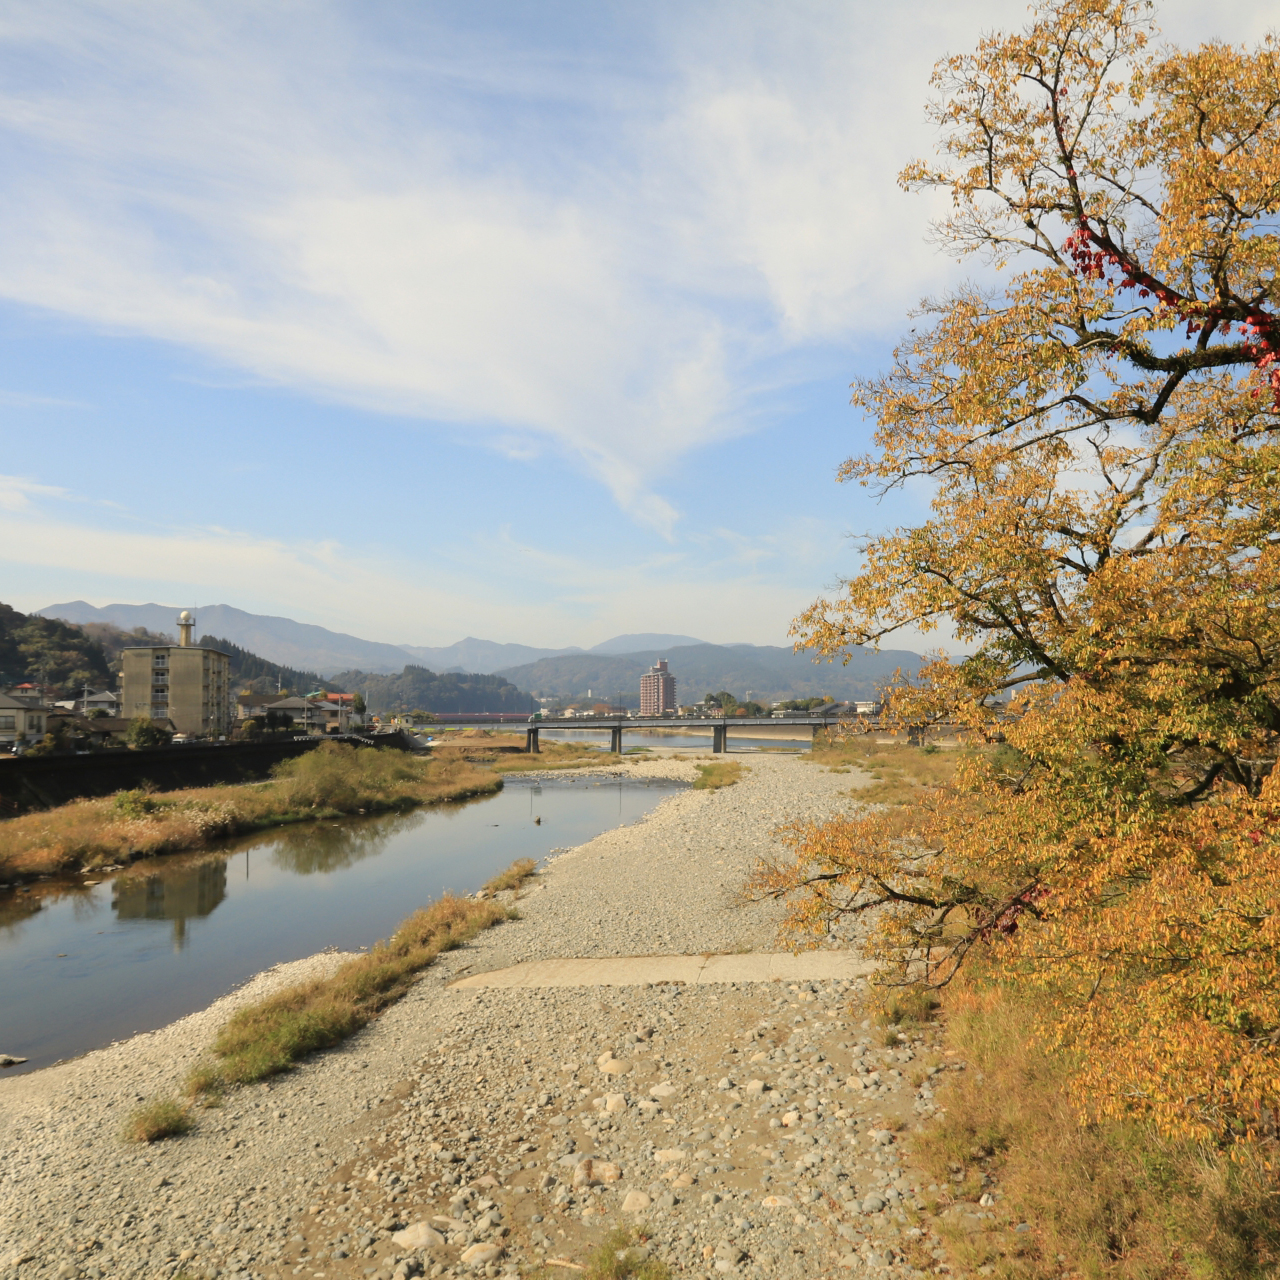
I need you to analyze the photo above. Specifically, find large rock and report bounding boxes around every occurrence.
[391,1222,445,1249]
[622,1190,652,1213]
[649,1081,678,1098]
[460,1242,504,1267]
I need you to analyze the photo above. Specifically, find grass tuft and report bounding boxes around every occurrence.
[529,1228,670,1280]
[692,761,747,790]
[482,857,538,895]
[186,878,522,1097]
[123,1097,193,1144]
[877,986,940,1029]
[584,1228,672,1280]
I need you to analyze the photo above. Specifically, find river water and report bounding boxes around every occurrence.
[0,775,683,1075]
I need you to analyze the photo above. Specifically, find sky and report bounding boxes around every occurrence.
[0,0,1267,649]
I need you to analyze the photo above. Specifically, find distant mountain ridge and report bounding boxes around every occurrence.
[39,602,416,675]
[398,637,584,671]
[494,642,921,704]
[36,602,920,699]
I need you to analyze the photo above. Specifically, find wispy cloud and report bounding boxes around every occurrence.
[0,0,1012,531]
[0,0,1261,536]
[0,473,835,646]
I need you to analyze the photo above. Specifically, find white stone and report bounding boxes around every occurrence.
[654,1148,684,1162]
[460,1242,504,1267]
[622,1190,652,1213]
[744,1079,766,1096]
[604,1092,628,1113]
[392,1222,446,1249]
[649,1081,678,1098]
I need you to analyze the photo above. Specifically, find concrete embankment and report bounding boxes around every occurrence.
[0,754,968,1280]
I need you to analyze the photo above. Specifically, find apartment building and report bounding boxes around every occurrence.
[640,659,678,716]
[120,610,232,738]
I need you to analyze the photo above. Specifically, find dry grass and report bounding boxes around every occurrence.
[0,742,501,879]
[123,1097,193,1144]
[494,740,622,773]
[187,888,516,1098]
[875,985,941,1044]
[530,1228,671,1280]
[916,976,1280,1278]
[692,761,747,790]
[807,735,961,804]
[482,856,538,895]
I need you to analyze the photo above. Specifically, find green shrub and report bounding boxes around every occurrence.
[123,1098,192,1144]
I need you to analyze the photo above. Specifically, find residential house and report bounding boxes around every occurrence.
[0,692,48,748]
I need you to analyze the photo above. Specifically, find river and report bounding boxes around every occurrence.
[0,774,683,1075]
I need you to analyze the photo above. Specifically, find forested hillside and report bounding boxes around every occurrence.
[0,602,113,693]
[330,665,535,715]
[200,635,340,696]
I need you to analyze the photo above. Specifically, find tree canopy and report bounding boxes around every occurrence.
[761,0,1280,1146]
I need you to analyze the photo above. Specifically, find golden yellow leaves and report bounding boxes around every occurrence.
[779,0,1280,1146]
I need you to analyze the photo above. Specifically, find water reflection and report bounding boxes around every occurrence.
[112,860,227,949]
[0,775,686,1073]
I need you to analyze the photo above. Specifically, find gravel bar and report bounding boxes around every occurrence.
[0,754,980,1280]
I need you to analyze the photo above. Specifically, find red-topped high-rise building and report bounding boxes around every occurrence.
[640,659,677,716]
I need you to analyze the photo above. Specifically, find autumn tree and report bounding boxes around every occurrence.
[756,0,1280,1143]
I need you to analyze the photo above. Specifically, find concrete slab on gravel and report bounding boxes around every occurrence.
[448,950,876,988]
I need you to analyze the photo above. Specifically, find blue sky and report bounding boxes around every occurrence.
[0,0,1265,649]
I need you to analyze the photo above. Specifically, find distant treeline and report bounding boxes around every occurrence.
[330,665,535,715]
[199,635,340,696]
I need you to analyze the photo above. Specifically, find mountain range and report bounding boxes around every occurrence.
[39,603,708,677]
[37,602,919,701]
[492,643,917,704]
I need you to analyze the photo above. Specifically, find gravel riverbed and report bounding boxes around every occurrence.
[0,755,989,1280]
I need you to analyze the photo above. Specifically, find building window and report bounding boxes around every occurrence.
[0,716,14,730]
[29,717,43,732]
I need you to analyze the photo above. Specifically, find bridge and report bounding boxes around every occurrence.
[419,711,853,753]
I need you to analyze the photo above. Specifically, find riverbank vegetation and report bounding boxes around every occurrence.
[759,1,1280,1270]
[807,736,960,804]
[0,742,501,879]
[691,761,745,790]
[916,976,1280,1278]
[182,866,534,1105]
[493,740,622,772]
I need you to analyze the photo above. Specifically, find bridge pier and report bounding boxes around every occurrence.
[525,726,540,753]
[712,724,727,753]
[610,725,623,753]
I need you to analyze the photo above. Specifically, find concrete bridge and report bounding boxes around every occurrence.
[423,713,845,753]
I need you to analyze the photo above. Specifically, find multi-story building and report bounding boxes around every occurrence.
[120,611,232,738]
[640,659,678,716]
